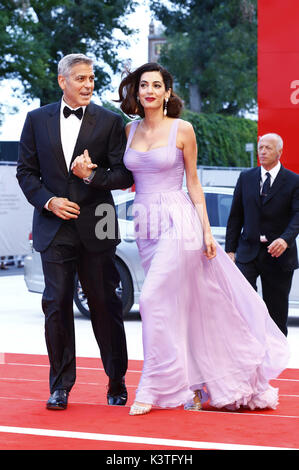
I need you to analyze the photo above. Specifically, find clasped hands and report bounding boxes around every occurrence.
[48,150,97,220]
[71,149,97,179]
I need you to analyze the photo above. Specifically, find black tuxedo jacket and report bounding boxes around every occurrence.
[225,165,299,271]
[17,101,134,253]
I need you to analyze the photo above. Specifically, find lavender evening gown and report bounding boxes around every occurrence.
[124,119,289,410]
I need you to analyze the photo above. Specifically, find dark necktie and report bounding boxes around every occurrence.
[63,106,83,120]
[261,172,271,202]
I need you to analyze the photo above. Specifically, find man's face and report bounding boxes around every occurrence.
[58,62,94,108]
[258,137,282,170]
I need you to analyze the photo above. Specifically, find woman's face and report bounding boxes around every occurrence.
[138,71,171,113]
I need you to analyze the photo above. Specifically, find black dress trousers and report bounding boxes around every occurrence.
[236,243,294,336]
[40,221,128,393]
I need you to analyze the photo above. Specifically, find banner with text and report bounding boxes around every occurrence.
[258,0,299,173]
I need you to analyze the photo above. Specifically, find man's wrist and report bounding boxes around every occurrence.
[83,170,96,184]
[45,197,56,211]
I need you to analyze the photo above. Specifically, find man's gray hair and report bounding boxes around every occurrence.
[58,53,93,76]
[259,133,283,152]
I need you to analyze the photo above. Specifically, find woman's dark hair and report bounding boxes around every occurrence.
[116,62,183,118]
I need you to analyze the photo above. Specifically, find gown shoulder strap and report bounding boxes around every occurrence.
[167,118,180,152]
[125,120,140,151]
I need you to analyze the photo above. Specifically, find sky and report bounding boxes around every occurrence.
[0,1,152,141]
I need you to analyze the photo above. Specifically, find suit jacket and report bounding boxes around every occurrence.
[225,165,299,271]
[17,100,134,253]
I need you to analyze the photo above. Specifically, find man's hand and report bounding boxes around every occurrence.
[48,197,80,220]
[267,238,288,257]
[71,149,97,179]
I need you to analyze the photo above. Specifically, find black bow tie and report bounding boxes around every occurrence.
[63,106,83,120]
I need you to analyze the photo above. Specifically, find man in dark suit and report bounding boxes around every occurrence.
[225,133,299,336]
[17,53,134,409]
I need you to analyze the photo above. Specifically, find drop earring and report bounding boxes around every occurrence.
[164,98,169,116]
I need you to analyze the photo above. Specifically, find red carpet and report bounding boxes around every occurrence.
[0,353,298,450]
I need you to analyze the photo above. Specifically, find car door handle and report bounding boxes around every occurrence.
[123,236,136,243]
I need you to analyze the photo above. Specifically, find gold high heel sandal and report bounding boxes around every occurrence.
[184,390,203,411]
[129,402,152,416]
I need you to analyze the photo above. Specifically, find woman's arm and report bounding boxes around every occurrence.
[178,120,216,259]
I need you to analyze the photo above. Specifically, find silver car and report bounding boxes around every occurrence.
[24,187,299,317]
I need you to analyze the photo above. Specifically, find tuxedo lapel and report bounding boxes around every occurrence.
[262,166,286,205]
[253,167,262,207]
[46,101,68,177]
[70,102,98,169]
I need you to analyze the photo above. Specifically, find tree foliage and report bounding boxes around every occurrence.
[151,0,257,116]
[0,0,136,106]
[181,109,257,166]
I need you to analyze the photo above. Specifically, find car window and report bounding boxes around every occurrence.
[115,199,134,221]
[205,193,233,228]
[218,195,233,227]
[116,193,233,227]
[205,193,219,226]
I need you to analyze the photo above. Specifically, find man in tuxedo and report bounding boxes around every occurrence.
[225,133,299,336]
[17,53,134,409]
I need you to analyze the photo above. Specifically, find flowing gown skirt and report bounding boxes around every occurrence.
[124,119,289,410]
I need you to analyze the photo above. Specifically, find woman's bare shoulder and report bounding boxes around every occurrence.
[177,118,195,142]
[178,118,194,134]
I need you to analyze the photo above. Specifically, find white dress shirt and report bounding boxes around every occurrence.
[45,100,86,210]
[60,100,86,171]
[260,161,281,191]
[260,161,281,242]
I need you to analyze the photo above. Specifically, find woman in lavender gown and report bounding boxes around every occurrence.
[116,63,289,416]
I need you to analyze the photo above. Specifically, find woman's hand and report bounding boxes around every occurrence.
[203,232,217,259]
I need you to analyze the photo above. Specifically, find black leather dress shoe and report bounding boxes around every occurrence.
[46,389,69,410]
[107,377,128,406]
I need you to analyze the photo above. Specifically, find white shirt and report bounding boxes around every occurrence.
[260,161,281,242]
[60,100,86,171]
[45,100,86,210]
[260,161,281,192]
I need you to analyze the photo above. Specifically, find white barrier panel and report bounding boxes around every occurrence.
[0,164,33,256]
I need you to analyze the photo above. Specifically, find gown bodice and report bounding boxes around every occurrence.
[124,119,184,194]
